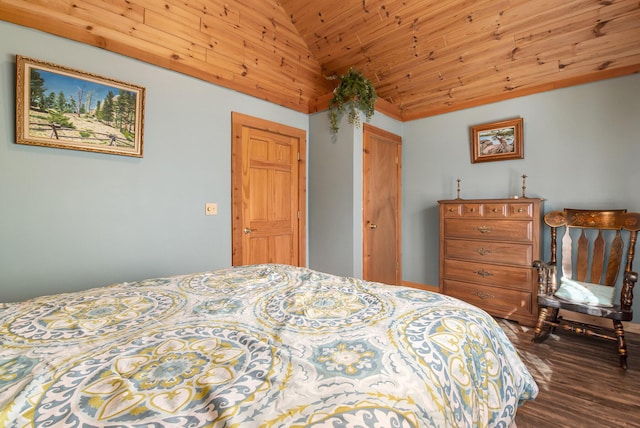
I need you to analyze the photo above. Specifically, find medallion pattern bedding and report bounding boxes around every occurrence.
[0,264,537,427]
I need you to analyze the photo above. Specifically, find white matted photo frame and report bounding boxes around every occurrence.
[470,118,523,163]
[16,55,145,157]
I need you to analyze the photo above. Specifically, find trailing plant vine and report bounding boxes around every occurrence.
[328,67,377,133]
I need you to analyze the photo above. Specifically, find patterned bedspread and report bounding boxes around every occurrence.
[0,264,537,427]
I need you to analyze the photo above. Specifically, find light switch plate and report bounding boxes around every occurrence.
[205,202,218,216]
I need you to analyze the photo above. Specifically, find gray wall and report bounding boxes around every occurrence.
[402,73,640,315]
[0,21,308,302]
[308,113,357,277]
[308,109,402,277]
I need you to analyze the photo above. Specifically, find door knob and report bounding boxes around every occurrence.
[243,227,255,234]
[369,223,377,229]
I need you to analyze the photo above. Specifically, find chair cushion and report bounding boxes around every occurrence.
[554,277,615,307]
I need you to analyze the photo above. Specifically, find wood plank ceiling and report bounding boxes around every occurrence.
[1,0,639,121]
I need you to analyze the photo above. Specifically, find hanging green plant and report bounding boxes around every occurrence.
[328,67,377,133]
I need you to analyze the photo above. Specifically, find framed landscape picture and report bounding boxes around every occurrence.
[15,55,145,157]
[470,118,523,163]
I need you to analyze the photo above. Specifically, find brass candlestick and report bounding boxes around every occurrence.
[521,174,527,198]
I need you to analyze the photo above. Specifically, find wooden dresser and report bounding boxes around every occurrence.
[438,198,542,326]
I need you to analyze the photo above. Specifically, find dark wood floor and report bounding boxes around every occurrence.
[496,319,640,428]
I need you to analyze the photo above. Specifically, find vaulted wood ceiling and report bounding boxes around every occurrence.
[1,0,639,121]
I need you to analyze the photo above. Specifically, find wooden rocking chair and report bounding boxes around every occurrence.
[532,208,640,369]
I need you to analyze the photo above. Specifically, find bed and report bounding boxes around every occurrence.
[1,264,537,427]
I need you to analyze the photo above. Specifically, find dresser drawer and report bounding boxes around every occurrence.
[442,203,485,217]
[444,218,532,242]
[443,259,533,290]
[444,279,532,315]
[443,239,532,266]
[484,203,508,218]
[509,202,534,218]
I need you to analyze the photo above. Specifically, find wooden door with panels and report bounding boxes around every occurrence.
[363,124,402,285]
[231,112,306,267]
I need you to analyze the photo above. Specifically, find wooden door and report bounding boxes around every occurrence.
[363,124,402,284]
[231,112,306,266]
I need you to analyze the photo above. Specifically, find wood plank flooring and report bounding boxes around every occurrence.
[496,319,640,428]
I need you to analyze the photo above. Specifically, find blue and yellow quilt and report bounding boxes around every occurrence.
[0,264,537,427]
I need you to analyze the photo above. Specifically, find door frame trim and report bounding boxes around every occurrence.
[231,112,307,266]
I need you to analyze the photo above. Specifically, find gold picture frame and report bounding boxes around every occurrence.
[470,118,523,163]
[16,55,145,157]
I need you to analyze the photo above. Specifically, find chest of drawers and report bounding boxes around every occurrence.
[438,198,542,326]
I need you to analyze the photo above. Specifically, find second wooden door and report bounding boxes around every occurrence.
[363,124,402,285]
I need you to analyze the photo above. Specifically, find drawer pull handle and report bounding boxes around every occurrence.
[476,247,493,256]
[492,208,498,212]
[518,208,524,213]
[448,208,455,212]
[472,290,494,300]
[470,208,476,212]
[477,226,492,233]
[474,269,494,277]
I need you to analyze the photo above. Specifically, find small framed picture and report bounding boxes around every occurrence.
[470,118,523,163]
[16,55,145,157]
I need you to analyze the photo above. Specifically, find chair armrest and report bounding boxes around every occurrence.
[533,260,557,295]
[621,270,638,310]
